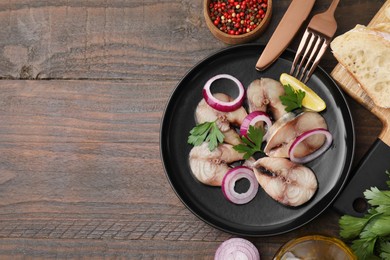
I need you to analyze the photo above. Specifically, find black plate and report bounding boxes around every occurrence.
[160,44,355,236]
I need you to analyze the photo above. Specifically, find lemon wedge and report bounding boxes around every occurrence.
[280,73,326,112]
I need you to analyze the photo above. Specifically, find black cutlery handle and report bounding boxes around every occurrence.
[333,138,390,217]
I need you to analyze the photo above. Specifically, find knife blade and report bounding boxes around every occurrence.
[256,0,316,71]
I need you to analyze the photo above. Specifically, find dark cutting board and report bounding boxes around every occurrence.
[331,1,390,216]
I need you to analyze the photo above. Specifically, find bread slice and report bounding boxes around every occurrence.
[330,24,390,108]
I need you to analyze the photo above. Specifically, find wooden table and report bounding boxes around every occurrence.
[0,0,385,258]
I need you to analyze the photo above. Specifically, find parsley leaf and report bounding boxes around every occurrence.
[188,121,224,151]
[364,187,390,215]
[351,237,378,259]
[279,84,306,112]
[233,125,264,160]
[339,170,390,259]
[339,214,373,240]
[380,241,390,259]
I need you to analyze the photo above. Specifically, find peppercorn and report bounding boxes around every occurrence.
[208,0,268,35]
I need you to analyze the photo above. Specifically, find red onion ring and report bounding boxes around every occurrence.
[289,128,333,164]
[222,166,258,205]
[203,74,245,112]
[240,111,272,137]
[215,238,260,260]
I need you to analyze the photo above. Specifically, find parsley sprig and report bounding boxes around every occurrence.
[339,170,390,259]
[233,125,264,160]
[187,121,224,151]
[279,84,306,112]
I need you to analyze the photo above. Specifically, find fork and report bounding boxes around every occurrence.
[290,0,340,83]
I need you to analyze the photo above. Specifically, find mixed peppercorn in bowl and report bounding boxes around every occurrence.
[204,0,272,44]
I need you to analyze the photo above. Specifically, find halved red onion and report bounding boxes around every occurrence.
[240,111,272,137]
[222,166,258,205]
[215,238,260,260]
[203,74,245,112]
[289,128,333,164]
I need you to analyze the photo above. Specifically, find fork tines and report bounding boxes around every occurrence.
[290,29,330,84]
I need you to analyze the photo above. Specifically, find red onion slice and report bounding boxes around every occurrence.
[289,128,333,164]
[203,74,245,112]
[222,166,258,205]
[215,238,260,260]
[240,111,272,137]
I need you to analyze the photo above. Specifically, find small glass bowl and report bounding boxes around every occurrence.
[273,235,357,260]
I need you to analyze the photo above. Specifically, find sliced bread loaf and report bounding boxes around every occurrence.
[330,24,390,108]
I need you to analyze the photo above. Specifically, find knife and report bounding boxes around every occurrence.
[256,0,316,71]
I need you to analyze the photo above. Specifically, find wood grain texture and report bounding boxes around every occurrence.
[0,0,386,259]
[0,0,383,80]
[0,80,167,143]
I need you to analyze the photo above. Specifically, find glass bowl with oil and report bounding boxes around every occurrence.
[273,235,356,260]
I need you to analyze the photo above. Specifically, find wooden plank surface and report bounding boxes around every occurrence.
[0,0,383,80]
[0,0,386,259]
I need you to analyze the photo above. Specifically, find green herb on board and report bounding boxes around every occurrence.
[339,170,390,259]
